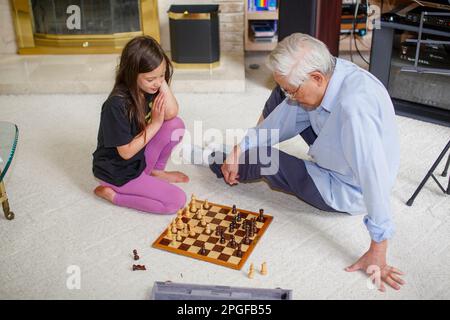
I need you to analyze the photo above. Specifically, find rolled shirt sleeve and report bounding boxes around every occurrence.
[341,111,395,242]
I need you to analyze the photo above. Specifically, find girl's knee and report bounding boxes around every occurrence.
[165,189,186,213]
[164,117,185,132]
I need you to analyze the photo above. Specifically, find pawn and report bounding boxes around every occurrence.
[183,224,189,236]
[242,234,250,245]
[203,199,211,210]
[215,226,222,236]
[171,221,178,234]
[183,207,191,219]
[166,227,173,239]
[200,216,207,227]
[176,217,184,230]
[205,223,212,235]
[188,224,196,237]
[171,234,177,245]
[257,209,265,222]
[176,230,182,241]
[236,244,243,258]
[236,212,242,222]
[190,202,198,214]
[220,233,226,244]
[191,194,197,203]
[196,208,203,219]
[229,235,237,248]
[228,223,234,233]
[248,263,254,279]
[260,262,268,275]
[231,205,237,214]
[199,244,206,255]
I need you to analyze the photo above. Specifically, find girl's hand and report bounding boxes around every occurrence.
[151,91,166,126]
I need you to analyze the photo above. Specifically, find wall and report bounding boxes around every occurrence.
[1,0,244,55]
[0,0,18,54]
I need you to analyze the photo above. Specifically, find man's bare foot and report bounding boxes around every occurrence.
[151,170,190,183]
[94,186,116,203]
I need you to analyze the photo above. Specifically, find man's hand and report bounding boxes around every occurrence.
[221,145,241,185]
[345,240,405,292]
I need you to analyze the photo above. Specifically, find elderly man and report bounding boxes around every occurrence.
[209,33,405,291]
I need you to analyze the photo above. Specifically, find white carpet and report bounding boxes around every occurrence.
[0,76,449,299]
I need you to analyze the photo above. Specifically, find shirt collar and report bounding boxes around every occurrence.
[320,58,347,113]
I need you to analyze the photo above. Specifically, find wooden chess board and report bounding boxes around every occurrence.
[152,199,273,270]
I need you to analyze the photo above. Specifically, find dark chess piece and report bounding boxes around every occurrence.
[215,226,221,236]
[220,234,226,244]
[232,205,237,214]
[236,212,242,222]
[242,234,251,245]
[257,209,265,222]
[229,223,234,233]
[252,219,258,234]
[249,224,254,238]
[229,235,236,248]
[236,244,243,258]
[199,244,207,255]
[132,264,146,271]
[134,254,140,261]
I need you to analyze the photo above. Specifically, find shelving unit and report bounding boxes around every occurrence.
[244,1,279,51]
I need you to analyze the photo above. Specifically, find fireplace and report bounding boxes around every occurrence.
[11,0,159,54]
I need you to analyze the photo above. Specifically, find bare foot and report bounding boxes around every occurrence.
[151,170,190,183]
[94,186,116,203]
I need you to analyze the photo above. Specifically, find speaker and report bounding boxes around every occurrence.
[278,0,342,56]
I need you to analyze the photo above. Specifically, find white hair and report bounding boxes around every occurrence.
[267,33,336,86]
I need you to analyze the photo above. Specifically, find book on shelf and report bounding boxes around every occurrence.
[248,0,278,12]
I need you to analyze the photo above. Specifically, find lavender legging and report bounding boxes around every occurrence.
[100,117,187,214]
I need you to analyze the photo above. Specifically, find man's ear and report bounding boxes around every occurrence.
[310,72,326,87]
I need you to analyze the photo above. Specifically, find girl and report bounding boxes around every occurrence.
[92,36,188,214]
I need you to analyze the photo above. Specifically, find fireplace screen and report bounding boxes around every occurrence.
[31,0,141,35]
[11,0,159,54]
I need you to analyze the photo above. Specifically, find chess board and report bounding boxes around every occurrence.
[152,199,273,270]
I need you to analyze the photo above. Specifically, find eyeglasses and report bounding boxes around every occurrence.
[280,83,302,100]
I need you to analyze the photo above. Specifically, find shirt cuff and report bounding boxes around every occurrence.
[363,215,395,243]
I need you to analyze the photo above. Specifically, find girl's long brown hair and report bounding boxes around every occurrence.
[110,36,173,136]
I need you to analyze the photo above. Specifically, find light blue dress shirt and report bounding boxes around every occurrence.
[240,58,400,243]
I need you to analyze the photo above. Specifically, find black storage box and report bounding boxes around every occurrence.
[168,4,220,67]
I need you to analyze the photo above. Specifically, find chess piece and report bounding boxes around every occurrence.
[133,249,139,261]
[215,226,222,236]
[229,223,234,233]
[188,224,196,237]
[167,227,173,239]
[171,234,177,245]
[177,209,183,218]
[243,233,251,245]
[201,216,207,227]
[171,220,178,234]
[205,223,212,235]
[133,264,146,271]
[176,230,182,241]
[199,244,206,255]
[203,199,211,210]
[236,212,242,222]
[257,209,265,222]
[236,244,243,257]
[196,208,203,219]
[229,235,236,248]
[248,263,254,279]
[260,262,268,275]
[183,224,189,236]
[183,207,191,219]
[231,205,237,214]
[190,201,198,213]
[252,218,257,234]
[220,233,226,244]
[176,217,184,230]
[191,194,196,203]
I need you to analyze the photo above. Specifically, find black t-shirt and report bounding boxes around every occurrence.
[92,93,154,186]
